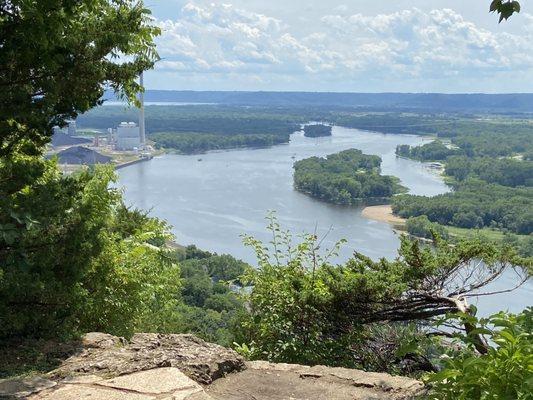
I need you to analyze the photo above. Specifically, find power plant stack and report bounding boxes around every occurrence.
[139,72,146,149]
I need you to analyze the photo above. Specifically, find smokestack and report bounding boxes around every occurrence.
[139,72,146,147]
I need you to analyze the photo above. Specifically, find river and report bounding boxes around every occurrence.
[117,126,531,315]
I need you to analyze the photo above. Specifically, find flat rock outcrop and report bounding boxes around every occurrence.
[207,361,425,400]
[0,333,425,399]
[50,333,245,385]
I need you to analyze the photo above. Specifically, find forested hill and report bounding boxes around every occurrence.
[103,90,533,113]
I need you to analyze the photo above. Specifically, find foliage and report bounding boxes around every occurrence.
[235,215,529,369]
[78,105,304,136]
[426,308,532,399]
[0,153,180,339]
[152,132,289,154]
[293,149,405,205]
[334,114,533,158]
[445,156,533,187]
[396,141,459,162]
[0,0,160,156]
[406,216,449,240]
[490,0,521,22]
[303,124,332,138]
[173,248,247,347]
[393,179,533,234]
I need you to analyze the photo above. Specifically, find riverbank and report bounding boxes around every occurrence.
[361,205,406,226]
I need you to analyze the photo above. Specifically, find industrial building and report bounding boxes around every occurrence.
[116,122,141,150]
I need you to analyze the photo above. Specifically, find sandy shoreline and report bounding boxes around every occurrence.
[361,205,406,226]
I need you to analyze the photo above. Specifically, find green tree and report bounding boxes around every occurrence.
[0,0,165,340]
[235,215,530,367]
[0,0,160,156]
[0,155,182,339]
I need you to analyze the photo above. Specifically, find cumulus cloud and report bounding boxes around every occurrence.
[153,2,533,89]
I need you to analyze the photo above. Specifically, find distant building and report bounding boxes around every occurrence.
[50,146,112,165]
[116,122,141,150]
[67,121,77,136]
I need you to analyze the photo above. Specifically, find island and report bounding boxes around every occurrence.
[303,124,332,138]
[293,149,406,205]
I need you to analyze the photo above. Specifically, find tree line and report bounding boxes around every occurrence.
[152,132,289,154]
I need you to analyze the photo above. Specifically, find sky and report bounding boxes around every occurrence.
[142,0,533,93]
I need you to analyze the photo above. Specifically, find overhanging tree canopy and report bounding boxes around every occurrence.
[0,0,160,156]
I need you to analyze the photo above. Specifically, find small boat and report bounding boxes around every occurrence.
[197,158,202,162]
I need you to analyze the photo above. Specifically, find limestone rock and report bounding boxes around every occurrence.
[206,361,425,400]
[49,333,245,385]
[0,376,57,399]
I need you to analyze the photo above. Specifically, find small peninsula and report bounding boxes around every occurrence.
[293,149,405,205]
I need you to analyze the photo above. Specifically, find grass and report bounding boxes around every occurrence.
[445,226,507,241]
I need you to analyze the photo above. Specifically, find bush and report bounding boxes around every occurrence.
[0,154,181,339]
[406,216,449,240]
[426,308,533,399]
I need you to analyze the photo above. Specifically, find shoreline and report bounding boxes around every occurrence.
[361,205,406,226]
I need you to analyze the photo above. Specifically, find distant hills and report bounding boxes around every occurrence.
[104,91,533,113]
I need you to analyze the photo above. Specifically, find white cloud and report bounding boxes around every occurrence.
[152,2,533,91]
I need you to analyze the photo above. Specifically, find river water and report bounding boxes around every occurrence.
[117,126,531,314]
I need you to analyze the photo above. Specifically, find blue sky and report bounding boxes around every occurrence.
[143,0,533,93]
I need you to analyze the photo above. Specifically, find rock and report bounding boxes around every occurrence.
[0,376,57,399]
[1,333,425,400]
[82,332,125,349]
[206,361,425,400]
[49,333,245,385]
[27,368,213,400]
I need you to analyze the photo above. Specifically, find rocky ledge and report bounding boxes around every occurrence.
[0,333,425,400]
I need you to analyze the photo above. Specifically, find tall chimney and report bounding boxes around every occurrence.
[139,72,146,147]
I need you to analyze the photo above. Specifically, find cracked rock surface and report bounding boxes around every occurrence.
[206,361,425,400]
[0,333,425,400]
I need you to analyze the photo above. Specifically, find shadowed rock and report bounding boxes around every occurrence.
[50,333,245,385]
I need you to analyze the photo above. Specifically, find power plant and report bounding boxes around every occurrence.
[112,72,148,152]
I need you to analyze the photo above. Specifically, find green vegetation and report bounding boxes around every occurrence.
[332,114,533,157]
[0,0,160,157]
[390,114,533,242]
[235,216,531,375]
[426,309,532,399]
[293,149,405,205]
[1,1,530,395]
[303,124,332,138]
[405,216,449,240]
[172,246,247,347]
[152,132,289,154]
[79,105,303,136]
[396,141,459,161]
[445,156,533,187]
[393,180,532,234]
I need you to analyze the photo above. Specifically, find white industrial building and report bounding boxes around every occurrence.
[116,122,141,150]
[112,73,147,152]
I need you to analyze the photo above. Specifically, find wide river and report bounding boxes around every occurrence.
[118,126,531,315]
